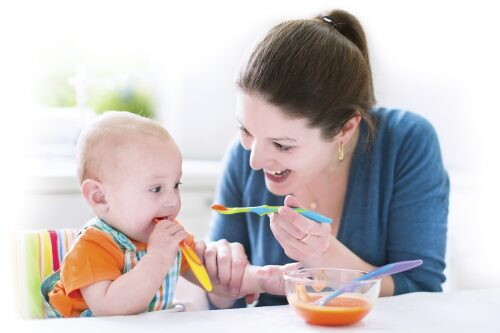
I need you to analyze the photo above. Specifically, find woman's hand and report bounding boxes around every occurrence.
[197,239,250,298]
[269,195,332,264]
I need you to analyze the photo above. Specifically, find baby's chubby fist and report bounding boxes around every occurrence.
[255,262,303,295]
[147,219,189,262]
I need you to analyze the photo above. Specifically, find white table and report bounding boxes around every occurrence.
[15,288,500,332]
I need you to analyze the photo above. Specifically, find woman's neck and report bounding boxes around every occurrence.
[303,127,359,224]
[316,127,359,185]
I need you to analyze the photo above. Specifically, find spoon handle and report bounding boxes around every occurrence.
[355,260,423,282]
[250,205,333,223]
[316,260,423,306]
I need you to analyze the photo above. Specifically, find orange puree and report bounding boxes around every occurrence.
[290,294,372,326]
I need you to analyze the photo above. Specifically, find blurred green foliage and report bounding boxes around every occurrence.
[38,70,76,107]
[90,85,155,118]
[39,68,155,118]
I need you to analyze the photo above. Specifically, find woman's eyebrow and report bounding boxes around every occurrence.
[237,117,296,142]
[268,136,297,142]
[236,118,252,133]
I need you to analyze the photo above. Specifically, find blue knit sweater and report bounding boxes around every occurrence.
[208,108,449,308]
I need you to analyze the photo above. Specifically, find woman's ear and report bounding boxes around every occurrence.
[338,115,361,143]
[81,179,108,214]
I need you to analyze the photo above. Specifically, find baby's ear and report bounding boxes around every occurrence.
[81,179,108,214]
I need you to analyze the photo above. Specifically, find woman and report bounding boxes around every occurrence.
[202,9,449,308]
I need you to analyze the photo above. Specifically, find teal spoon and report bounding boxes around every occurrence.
[211,204,333,224]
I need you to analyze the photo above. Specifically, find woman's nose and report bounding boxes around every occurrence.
[249,141,268,170]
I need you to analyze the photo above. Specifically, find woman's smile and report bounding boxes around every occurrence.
[264,169,292,183]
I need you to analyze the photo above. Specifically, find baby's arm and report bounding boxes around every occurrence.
[80,220,188,316]
[238,262,302,297]
[186,262,301,303]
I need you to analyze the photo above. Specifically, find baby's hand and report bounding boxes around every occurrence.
[147,219,188,263]
[256,262,303,295]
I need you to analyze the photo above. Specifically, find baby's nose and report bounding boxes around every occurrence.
[162,192,180,208]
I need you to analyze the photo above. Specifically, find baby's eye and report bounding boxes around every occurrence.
[174,181,182,189]
[150,185,162,193]
[273,142,294,152]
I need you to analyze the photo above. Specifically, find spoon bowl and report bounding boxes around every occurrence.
[284,268,380,326]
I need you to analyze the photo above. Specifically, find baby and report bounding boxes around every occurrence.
[41,111,297,317]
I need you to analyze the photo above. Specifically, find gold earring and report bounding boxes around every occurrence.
[338,142,344,161]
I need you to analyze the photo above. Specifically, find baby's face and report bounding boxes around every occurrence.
[100,134,182,242]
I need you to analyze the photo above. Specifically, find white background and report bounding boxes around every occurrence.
[1,0,499,319]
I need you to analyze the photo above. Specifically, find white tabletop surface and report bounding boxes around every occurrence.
[15,288,500,333]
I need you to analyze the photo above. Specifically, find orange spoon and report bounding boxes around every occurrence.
[153,219,212,291]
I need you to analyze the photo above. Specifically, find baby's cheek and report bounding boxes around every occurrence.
[176,192,183,213]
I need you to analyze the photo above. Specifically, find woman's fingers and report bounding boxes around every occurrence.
[269,217,309,257]
[204,242,219,284]
[271,209,308,240]
[194,240,206,264]
[284,194,301,208]
[228,242,248,296]
[203,240,249,295]
[277,206,318,236]
[271,207,319,244]
[204,239,233,286]
[270,205,332,261]
[283,194,313,236]
[283,194,328,234]
[215,239,232,286]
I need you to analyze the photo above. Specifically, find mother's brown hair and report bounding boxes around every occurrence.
[237,9,376,143]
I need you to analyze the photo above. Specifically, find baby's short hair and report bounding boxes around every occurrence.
[76,111,172,184]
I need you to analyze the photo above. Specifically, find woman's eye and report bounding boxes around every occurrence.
[175,181,182,189]
[273,142,293,152]
[239,126,251,136]
[150,185,162,193]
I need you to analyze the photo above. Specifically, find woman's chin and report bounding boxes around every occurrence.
[265,179,294,197]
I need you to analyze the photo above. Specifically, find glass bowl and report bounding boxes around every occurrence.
[283,268,381,326]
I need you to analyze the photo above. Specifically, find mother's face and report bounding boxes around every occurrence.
[236,92,339,196]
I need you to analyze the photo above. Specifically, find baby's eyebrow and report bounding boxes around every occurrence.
[147,173,182,182]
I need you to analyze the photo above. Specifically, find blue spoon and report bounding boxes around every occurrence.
[315,259,423,306]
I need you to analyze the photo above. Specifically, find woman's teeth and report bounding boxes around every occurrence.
[271,169,290,176]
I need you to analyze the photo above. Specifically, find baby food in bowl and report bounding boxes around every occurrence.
[284,268,381,326]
